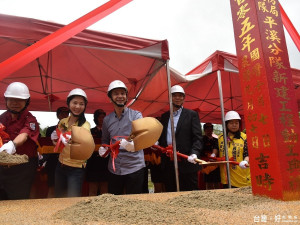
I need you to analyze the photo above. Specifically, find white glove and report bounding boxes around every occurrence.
[210,153,216,158]
[51,130,58,141]
[38,153,43,161]
[239,160,249,169]
[0,141,16,155]
[119,139,135,152]
[98,146,109,157]
[150,141,159,150]
[60,134,71,146]
[187,154,197,164]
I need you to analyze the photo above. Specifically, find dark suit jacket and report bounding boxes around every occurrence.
[46,125,57,137]
[159,108,203,173]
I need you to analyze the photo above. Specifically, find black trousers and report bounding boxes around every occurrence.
[108,167,145,195]
[44,153,59,187]
[0,157,37,200]
[222,184,238,189]
[163,163,199,192]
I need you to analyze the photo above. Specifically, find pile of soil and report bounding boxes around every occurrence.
[54,187,278,225]
[1,187,299,225]
[0,151,28,165]
[167,187,273,210]
[55,194,198,224]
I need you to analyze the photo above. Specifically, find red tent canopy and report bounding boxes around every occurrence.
[130,51,300,123]
[184,51,300,123]
[0,14,298,121]
[184,51,243,123]
[0,14,169,113]
[130,51,242,121]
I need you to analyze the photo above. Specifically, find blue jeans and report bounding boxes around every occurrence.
[55,162,85,198]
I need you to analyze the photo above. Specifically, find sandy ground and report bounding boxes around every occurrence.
[0,187,299,225]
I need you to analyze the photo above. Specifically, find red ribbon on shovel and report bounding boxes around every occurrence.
[101,136,128,172]
[53,128,71,153]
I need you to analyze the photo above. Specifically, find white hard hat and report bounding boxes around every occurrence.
[107,80,127,96]
[171,85,185,95]
[4,82,30,99]
[67,88,88,100]
[225,111,241,121]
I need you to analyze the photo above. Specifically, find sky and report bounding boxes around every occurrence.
[0,0,299,128]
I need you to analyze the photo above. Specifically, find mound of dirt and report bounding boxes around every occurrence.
[54,187,278,225]
[0,151,28,166]
[54,194,199,225]
[1,187,299,225]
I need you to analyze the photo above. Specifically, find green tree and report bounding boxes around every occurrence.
[39,127,48,137]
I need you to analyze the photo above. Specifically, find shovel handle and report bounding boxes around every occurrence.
[195,158,209,164]
[176,152,208,164]
[177,152,239,165]
[152,145,242,165]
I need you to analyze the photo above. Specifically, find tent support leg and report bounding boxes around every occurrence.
[166,60,180,192]
[217,70,231,188]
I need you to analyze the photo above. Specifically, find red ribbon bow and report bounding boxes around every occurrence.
[101,136,128,172]
[53,128,71,153]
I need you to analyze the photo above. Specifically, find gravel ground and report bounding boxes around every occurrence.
[0,187,299,225]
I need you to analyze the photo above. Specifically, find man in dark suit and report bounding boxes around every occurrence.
[159,85,203,192]
[45,107,69,137]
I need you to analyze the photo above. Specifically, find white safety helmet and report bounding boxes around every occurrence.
[67,88,88,100]
[4,82,30,99]
[171,85,185,95]
[107,80,127,97]
[224,111,241,121]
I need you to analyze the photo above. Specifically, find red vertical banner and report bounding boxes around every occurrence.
[230,0,300,200]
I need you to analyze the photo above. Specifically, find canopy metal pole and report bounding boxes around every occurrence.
[47,51,53,112]
[166,60,180,192]
[217,70,231,188]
